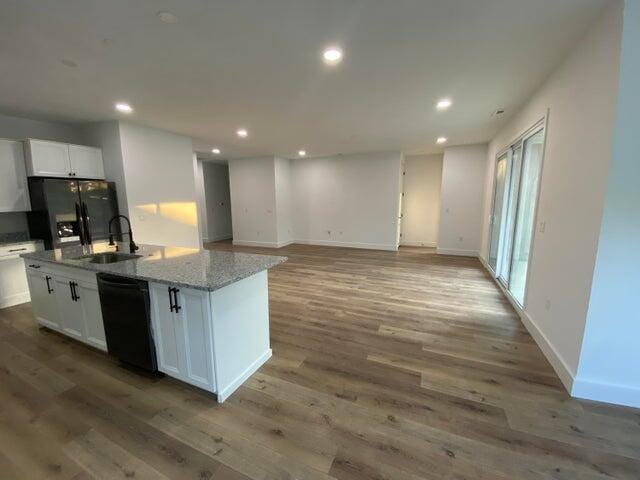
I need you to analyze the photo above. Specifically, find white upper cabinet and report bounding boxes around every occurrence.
[69,144,105,179]
[25,139,105,179]
[0,139,31,212]
[25,139,72,177]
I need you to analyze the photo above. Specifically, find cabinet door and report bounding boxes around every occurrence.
[69,145,105,179]
[76,282,107,351]
[26,270,61,330]
[26,140,71,177]
[54,277,85,340]
[174,287,215,391]
[0,139,30,212]
[149,283,182,377]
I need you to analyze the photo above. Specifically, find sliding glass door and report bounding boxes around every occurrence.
[488,154,508,271]
[487,123,545,307]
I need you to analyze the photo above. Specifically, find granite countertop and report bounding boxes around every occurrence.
[20,242,287,291]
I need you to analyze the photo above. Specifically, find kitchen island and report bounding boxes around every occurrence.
[21,242,286,401]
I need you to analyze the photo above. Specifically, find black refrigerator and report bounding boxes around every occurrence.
[27,178,121,250]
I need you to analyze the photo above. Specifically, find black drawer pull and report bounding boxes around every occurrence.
[8,247,27,252]
[45,275,53,294]
[28,264,41,269]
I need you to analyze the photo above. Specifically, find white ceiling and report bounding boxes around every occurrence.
[0,0,608,159]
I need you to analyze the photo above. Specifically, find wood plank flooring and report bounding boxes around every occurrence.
[2,243,640,479]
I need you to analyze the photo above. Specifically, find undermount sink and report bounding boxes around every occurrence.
[77,252,141,264]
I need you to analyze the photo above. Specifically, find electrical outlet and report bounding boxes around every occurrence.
[539,221,546,233]
[545,299,551,311]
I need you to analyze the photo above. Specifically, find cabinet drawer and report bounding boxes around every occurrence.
[0,242,39,259]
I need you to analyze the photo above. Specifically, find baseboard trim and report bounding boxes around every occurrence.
[232,239,293,248]
[232,240,280,248]
[217,349,272,402]
[400,241,437,248]
[0,292,31,309]
[210,234,233,242]
[477,256,575,393]
[436,248,479,257]
[294,239,398,251]
[275,240,294,248]
[572,377,640,408]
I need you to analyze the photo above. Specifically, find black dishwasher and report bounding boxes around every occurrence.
[97,273,158,373]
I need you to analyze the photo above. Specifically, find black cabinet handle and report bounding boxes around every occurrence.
[45,275,53,294]
[8,247,27,252]
[28,264,41,269]
[168,286,175,312]
[69,281,79,302]
[173,288,181,313]
[167,287,181,313]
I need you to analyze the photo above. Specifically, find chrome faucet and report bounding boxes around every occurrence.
[108,215,139,253]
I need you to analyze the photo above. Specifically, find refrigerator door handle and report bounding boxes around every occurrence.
[81,202,92,244]
[75,202,86,245]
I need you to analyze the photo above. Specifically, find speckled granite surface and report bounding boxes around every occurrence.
[21,242,287,291]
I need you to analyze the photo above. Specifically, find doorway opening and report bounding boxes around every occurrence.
[199,160,233,246]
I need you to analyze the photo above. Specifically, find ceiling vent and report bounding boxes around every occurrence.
[492,108,506,118]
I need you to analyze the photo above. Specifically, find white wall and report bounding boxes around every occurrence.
[118,122,199,248]
[0,112,86,144]
[88,121,201,249]
[194,157,207,247]
[437,144,487,256]
[228,157,279,247]
[479,1,623,390]
[574,0,640,407]
[401,154,443,247]
[274,157,294,246]
[291,152,403,251]
[202,162,233,242]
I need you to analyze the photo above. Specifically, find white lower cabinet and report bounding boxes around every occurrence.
[77,282,107,350]
[149,282,215,392]
[25,262,106,351]
[54,277,85,340]
[25,269,60,330]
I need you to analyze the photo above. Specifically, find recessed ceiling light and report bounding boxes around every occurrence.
[436,137,447,144]
[237,128,248,138]
[212,148,221,154]
[157,11,178,24]
[60,59,78,68]
[298,150,306,157]
[322,47,343,65]
[436,98,452,110]
[115,102,133,113]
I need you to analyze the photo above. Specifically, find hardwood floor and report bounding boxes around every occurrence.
[2,243,640,479]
